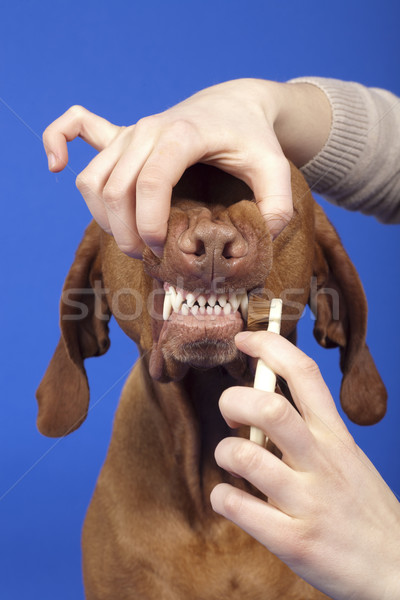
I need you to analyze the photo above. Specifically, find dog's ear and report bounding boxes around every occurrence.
[36,221,111,437]
[309,204,387,425]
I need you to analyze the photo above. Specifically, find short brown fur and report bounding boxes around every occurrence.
[36,163,386,599]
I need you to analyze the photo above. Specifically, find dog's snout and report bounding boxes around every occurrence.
[177,214,248,277]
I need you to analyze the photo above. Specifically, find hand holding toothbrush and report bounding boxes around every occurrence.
[211,331,400,600]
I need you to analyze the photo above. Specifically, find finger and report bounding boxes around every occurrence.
[219,387,316,469]
[135,121,204,255]
[43,105,120,172]
[76,127,143,248]
[215,437,300,513]
[101,130,157,256]
[210,483,292,557]
[235,331,347,435]
[248,154,293,239]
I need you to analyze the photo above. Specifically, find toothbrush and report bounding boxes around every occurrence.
[249,298,283,447]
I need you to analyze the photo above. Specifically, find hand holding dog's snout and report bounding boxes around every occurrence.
[211,332,400,600]
[41,79,315,258]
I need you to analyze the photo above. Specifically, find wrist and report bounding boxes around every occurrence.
[271,81,332,167]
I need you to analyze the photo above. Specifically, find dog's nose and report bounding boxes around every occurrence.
[177,213,248,278]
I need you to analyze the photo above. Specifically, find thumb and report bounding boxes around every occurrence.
[251,157,293,239]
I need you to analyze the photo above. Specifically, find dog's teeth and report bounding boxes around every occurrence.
[239,293,248,321]
[229,292,240,312]
[199,306,206,315]
[218,294,227,307]
[214,304,222,316]
[173,290,184,312]
[191,304,199,316]
[208,293,216,307]
[163,293,173,320]
[223,303,232,315]
[181,303,189,316]
[206,306,213,315]
[169,285,177,302]
[198,295,206,307]
[186,292,196,308]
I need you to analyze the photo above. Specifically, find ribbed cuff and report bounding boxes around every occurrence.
[287,77,370,196]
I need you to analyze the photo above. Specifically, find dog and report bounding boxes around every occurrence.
[36,163,387,599]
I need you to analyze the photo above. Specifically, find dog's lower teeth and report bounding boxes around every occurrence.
[162,284,248,321]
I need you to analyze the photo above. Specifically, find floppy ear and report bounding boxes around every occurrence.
[36,221,111,437]
[309,203,387,425]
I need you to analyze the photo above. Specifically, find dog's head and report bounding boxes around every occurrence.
[36,164,387,437]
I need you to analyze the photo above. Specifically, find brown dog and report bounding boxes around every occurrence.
[36,164,386,599]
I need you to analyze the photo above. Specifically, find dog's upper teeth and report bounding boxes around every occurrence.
[186,292,196,308]
[218,294,227,307]
[223,303,231,315]
[163,292,173,320]
[198,295,206,307]
[208,293,216,307]
[173,290,184,312]
[162,284,249,321]
[229,292,240,312]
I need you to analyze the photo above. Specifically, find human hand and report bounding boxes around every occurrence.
[211,331,400,600]
[42,79,330,258]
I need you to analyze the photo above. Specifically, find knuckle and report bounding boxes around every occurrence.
[261,394,290,428]
[67,104,87,119]
[269,152,290,172]
[297,355,321,379]
[232,441,262,474]
[75,171,99,198]
[134,115,158,134]
[166,118,197,139]
[103,182,124,204]
[75,172,91,193]
[136,166,168,196]
[221,488,244,520]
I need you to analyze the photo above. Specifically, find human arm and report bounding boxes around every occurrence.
[290,76,400,224]
[211,331,400,600]
[42,78,331,257]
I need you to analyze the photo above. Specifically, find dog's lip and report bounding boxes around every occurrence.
[148,279,251,379]
[150,278,247,348]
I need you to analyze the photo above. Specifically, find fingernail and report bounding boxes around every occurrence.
[235,331,252,343]
[152,246,164,259]
[47,152,57,170]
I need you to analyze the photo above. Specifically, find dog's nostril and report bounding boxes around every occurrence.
[194,240,206,258]
[222,242,234,260]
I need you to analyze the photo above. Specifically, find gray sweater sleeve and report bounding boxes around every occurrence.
[288,77,400,224]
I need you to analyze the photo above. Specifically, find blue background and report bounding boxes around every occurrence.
[1,1,399,598]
